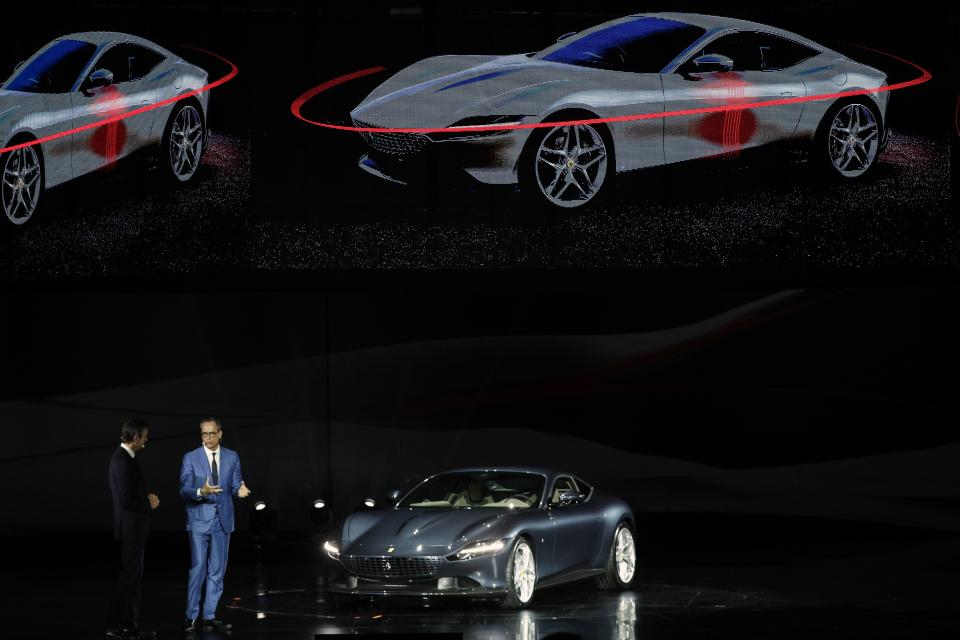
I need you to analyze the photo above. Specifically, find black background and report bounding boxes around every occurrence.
[1,0,957,561]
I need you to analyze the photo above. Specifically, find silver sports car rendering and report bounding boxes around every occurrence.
[324,468,636,608]
[1,32,209,226]
[351,13,889,208]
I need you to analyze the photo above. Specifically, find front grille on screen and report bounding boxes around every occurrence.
[352,119,429,156]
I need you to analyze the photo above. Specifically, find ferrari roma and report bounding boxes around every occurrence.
[324,468,637,608]
[1,32,209,226]
[350,13,889,208]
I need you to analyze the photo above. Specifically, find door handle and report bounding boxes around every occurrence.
[780,91,794,97]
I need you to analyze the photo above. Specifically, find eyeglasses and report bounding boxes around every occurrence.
[201,431,220,438]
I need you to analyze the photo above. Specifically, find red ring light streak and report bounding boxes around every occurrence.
[0,46,238,154]
[291,46,930,134]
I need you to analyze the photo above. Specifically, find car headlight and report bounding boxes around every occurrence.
[451,538,507,560]
[323,540,341,560]
[427,115,528,142]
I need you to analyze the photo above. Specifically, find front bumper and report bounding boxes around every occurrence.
[353,125,531,186]
[326,551,510,598]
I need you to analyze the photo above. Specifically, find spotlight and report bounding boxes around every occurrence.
[250,500,278,545]
[311,497,331,529]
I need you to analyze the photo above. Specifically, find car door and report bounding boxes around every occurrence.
[70,42,164,177]
[662,30,807,164]
[548,476,604,574]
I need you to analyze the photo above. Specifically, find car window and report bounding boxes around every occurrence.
[549,476,579,505]
[756,33,819,70]
[679,31,764,73]
[5,39,97,93]
[92,43,165,83]
[399,472,543,509]
[537,17,706,73]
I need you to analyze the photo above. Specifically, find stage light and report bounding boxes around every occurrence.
[363,498,376,509]
[254,501,267,511]
[311,497,331,529]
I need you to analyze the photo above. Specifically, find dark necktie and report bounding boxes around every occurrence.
[211,452,219,486]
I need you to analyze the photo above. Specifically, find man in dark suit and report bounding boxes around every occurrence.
[108,417,159,639]
[180,417,251,633]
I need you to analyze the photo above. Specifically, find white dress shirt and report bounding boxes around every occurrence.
[121,443,136,458]
[197,446,222,498]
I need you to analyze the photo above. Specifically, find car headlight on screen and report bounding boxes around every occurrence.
[453,538,507,560]
[323,540,341,560]
[427,115,528,142]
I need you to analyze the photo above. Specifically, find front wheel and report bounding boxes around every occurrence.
[162,102,206,183]
[501,537,537,608]
[520,121,612,209]
[815,100,883,179]
[597,521,636,590]
[2,144,44,227]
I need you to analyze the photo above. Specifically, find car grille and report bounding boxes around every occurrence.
[344,556,443,580]
[353,119,429,157]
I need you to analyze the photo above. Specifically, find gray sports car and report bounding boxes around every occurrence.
[1,32,209,227]
[350,12,889,208]
[324,468,636,608]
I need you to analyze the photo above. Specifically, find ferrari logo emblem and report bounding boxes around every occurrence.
[385,561,391,571]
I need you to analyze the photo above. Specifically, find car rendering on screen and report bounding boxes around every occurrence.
[350,13,889,208]
[1,32,209,226]
[323,467,636,608]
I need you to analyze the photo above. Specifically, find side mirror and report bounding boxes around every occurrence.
[558,490,586,507]
[691,54,734,74]
[82,68,114,95]
[386,490,402,506]
[556,31,578,42]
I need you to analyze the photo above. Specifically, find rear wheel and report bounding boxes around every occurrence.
[597,521,636,590]
[162,101,205,183]
[2,143,44,227]
[501,537,536,608]
[815,100,883,179]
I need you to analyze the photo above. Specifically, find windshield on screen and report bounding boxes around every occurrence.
[6,39,98,94]
[399,472,544,509]
[534,16,706,73]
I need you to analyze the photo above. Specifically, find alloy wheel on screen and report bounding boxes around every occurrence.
[828,103,879,177]
[2,147,41,225]
[536,124,608,208]
[170,106,204,179]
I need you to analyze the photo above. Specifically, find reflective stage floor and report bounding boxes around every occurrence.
[6,516,959,639]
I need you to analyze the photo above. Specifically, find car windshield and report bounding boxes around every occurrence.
[399,472,544,509]
[535,16,706,73]
[6,39,97,94]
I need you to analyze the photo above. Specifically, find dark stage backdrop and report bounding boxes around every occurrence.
[1,288,957,535]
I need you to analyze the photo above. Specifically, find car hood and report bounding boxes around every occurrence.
[342,507,518,556]
[351,53,586,128]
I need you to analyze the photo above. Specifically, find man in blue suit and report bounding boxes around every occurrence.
[179,417,251,633]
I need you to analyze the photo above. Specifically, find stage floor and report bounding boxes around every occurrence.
[6,517,960,639]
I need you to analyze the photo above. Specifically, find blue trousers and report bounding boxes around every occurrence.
[186,516,230,620]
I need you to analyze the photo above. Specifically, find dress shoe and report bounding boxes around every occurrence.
[184,618,198,633]
[203,618,233,633]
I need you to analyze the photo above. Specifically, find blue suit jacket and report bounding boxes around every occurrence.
[179,446,243,534]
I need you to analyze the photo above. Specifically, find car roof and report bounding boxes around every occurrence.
[60,31,171,55]
[633,12,829,51]
[438,467,577,480]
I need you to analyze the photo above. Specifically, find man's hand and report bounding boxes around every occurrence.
[148,493,160,510]
[237,481,251,499]
[201,476,223,496]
